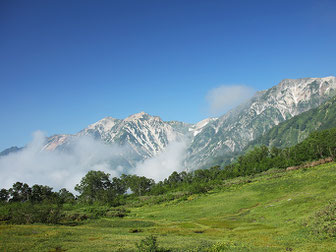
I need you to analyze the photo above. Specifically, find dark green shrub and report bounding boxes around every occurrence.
[136,235,170,252]
[79,205,129,218]
[105,207,129,218]
[136,235,158,252]
[208,241,251,251]
[63,213,88,222]
[129,228,142,233]
[188,183,209,194]
[310,200,336,238]
[0,202,63,224]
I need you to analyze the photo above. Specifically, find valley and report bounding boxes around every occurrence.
[1,162,336,251]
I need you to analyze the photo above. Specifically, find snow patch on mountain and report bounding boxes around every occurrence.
[189,117,218,136]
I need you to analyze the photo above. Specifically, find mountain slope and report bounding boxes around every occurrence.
[186,76,336,168]
[0,146,23,157]
[248,94,336,149]
[42,112,191,169]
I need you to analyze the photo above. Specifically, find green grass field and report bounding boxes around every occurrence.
[1,162,336,251]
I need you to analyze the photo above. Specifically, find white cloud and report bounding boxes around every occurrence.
[0,131,189,192]
[206,84,255,115]
[0,131,129,192]
[133,140,187,182]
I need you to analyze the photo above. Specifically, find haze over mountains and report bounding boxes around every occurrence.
[1,76,336,188]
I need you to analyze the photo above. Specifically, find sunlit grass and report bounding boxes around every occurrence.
[1,163,336,251]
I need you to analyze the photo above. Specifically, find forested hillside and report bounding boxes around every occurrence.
[248,95,336,149]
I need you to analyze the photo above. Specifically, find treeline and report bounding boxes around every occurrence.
[1,127,336,224]
[74,172,155,205]
[0,182,75,204]
[0,173,155,205]
[223,127,336,177]
[0,183,75,224]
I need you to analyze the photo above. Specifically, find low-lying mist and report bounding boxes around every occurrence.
[134,141,187,181]
[0,131,187,192]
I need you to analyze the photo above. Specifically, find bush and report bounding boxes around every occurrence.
[136,235,159,252]
[79,205,129,218]
[310,199,336,238]
[105,207,129,218]
[0,202,63,224]
[188,183,209,194]
[135,235,170,252]
[63,213,88,223]
[208,241,251,251]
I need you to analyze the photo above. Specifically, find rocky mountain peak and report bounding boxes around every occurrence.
[87,116,120,131]
[124,111,161,122]
[185,76,336,169]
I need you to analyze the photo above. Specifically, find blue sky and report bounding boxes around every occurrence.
[1,0,336,150]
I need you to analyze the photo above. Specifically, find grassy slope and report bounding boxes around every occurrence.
[1,163,336,251]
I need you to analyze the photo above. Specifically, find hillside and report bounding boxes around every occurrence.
[249,94,336,149]
[1,162,336,251]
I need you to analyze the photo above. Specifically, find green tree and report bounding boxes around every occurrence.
[110,177,127,195]
[9,182,31,202]
[58,188,75,203]
[121,174,154,196]
[0,189,9,203]
[166,171,182,186]
[75,170,111,203]
[31,184,55,202]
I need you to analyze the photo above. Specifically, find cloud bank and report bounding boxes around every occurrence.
[0,131,187,192]
[206,84,255,115]
[134,141,187,181]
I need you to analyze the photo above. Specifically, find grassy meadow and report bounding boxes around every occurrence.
[1,162,336,251]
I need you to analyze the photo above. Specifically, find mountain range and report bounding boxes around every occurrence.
[1,76,336,172]
[186,76,336,168]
